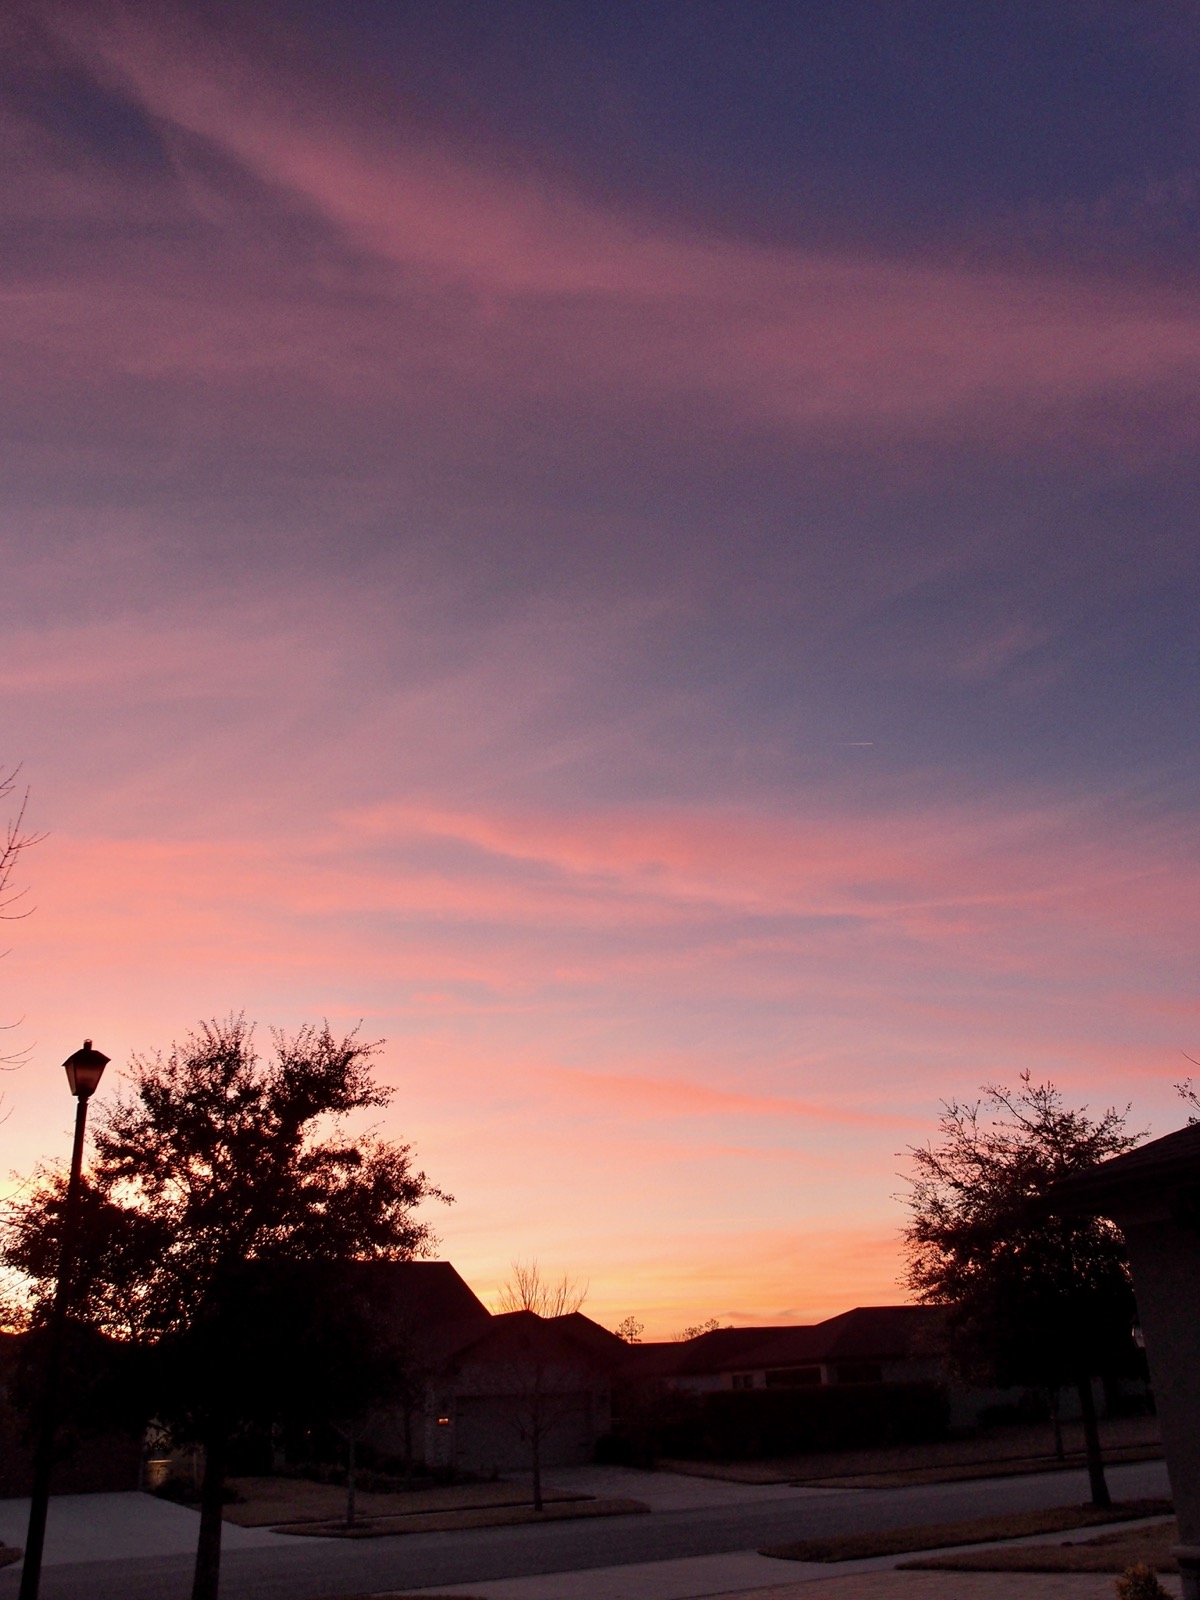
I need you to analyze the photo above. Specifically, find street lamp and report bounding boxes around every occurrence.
[19,1041,109,1600]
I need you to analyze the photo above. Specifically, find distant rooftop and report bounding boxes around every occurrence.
[620,1304,941,1378]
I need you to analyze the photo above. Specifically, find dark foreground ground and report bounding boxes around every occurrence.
[0,1459,1171,1600]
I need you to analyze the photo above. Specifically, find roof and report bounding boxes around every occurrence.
[669,1326,814,1375]
[1052,1122,1200,1214]
[448,1308,629,1374]
[618,1304,942,1380]
[548,1311,630,1361]
[353,1260,493,1328]
[345,1260,493,1363]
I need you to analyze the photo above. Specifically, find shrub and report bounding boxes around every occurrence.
[611,1381,950,1462]
[1115,1564,1170,1600]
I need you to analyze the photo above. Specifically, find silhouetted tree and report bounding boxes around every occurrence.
[496,1260,587,1317]
[2,1016,449,1600]
[493,1315,597,1512]
[494,1263,589,1510]
[0,768,38,932]
[674,1317,723,1341]
[1175,1075,1200,1125]
[614,1315,643,1343]
[0,767,40,1079]
[902,1073,1140,1509]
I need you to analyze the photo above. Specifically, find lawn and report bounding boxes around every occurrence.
[761,1498,1173,1563]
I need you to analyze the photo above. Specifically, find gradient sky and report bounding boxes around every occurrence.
[2,0,1198,1336]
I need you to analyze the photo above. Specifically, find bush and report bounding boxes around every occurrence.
[152,1474,239,1505]
[1115,1565,1170,1600]
[612,1382,950,1462]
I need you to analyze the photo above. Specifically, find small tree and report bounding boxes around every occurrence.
[901,1073,1140,1509]
[674,1317,723,1341]
[2,1017,449,1600]
[493,1318,595,1511]
[495,1263,588,1510]
[614,1315,643,1343]
[496,1260,587,1318]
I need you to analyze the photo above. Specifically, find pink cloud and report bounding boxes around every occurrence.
[23,5,1200,461]
[529,1065,921,1130]
[4,9,1195,1332]
[346,798,1200,956]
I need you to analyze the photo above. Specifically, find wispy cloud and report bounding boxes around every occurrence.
[2,2,1195,1330]
[11,3,1198,471]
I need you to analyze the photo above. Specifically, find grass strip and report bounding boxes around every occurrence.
[224,1476,583,1527]
[760,1497,1172,1563]
[799,1444,1164,1490]
[901,1517,1178,1574]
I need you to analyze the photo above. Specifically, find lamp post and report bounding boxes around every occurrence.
[18,1041,109,1600]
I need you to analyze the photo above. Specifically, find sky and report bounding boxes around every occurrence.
[1,0,1198,1337]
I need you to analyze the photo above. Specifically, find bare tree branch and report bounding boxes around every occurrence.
[496,1260,587,1318]
[0,768,41,1077]
[0,769,43,923]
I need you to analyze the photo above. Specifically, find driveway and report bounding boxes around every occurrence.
[0,1491,321,1567]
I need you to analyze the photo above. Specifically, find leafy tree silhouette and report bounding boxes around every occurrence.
[2,1016,449,1600]
[902,1072,1141,1509]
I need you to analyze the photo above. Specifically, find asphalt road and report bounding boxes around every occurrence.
[0,1459,1170,1600]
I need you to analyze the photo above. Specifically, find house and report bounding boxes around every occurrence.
[613,1304,1047,1431]
[352,1262,624,1474]
[0,1330,143,1496]
[618,1305,945,1395]
[1053,1121,1200,1600]
[357,1279,1052,1469]
[421,1308,626,1474]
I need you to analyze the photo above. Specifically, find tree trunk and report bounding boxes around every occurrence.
[403,1404,414,1488]
[1049,1387,1064,1461]
[1075,1373,1110,1509]
[345,1435,357,1530]
[191,1428,227,1600]
[531,1423,543,1513]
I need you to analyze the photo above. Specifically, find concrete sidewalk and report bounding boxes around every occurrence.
[410,1558,1180,1599]
[421,1577,1180,1600]
[0,1491,326,1567]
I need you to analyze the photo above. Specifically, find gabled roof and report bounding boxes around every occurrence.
[672,1325,825,1373]
[347,1260,493,1363]
[617,1304,942,1380]
[448,1308,627,1373]
[354,1259,493,1329]
[548,1311,630,1362]
[1053,1122,1200,1213]
[798,1305,943,1363]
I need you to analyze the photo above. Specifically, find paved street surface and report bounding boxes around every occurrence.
[414,1505,1180,1600]
[0,1459,1171,1600]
